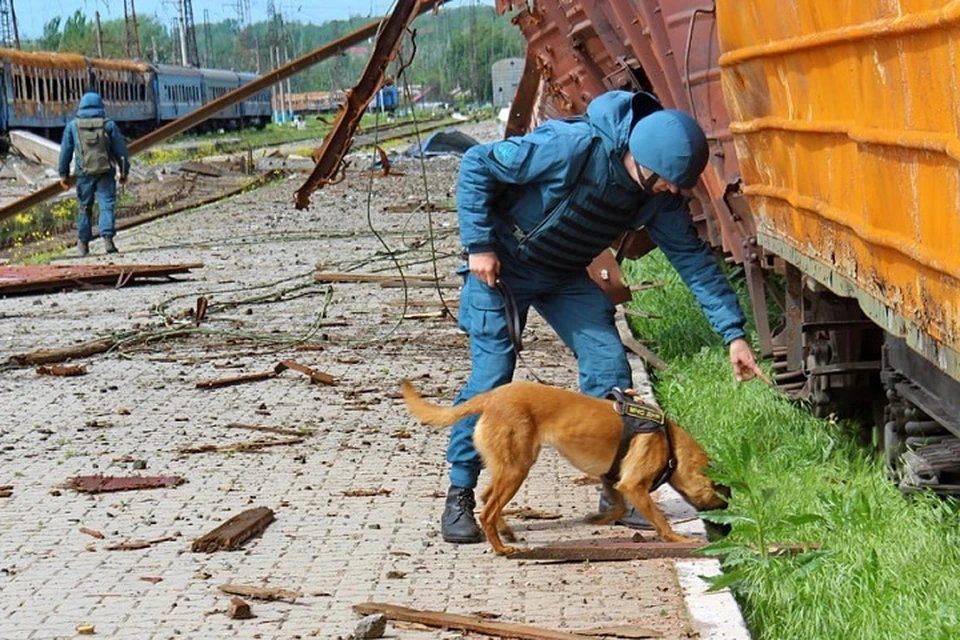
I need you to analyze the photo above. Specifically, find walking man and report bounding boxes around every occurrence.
[58,91,130,256]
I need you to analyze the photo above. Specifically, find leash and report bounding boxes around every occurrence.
[495,278,547,385]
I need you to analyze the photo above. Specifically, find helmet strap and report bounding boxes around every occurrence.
[641,170,660,197]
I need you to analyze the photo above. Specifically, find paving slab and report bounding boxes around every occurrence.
[0,120,748,640]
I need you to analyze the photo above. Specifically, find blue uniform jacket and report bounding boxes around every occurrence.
[58,94,130,179]
[456,90,746,344]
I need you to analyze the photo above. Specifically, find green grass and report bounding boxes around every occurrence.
[622,251,960,640]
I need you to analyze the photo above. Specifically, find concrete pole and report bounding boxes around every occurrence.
[95,11,104,58]
[178,0,190,66]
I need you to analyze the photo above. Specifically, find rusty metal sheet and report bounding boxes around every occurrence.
[67,475,186,493]
[0,264,204,296]
[718,1,960,382]
[0,47,87,69]
[507,536,704,561]
[494,0,750,262]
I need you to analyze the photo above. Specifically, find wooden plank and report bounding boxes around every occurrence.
[10,337,114,366]
[67,475,186,493]
[507,537,704,562]
[0,264,204,295]
[191,507,275,553]
[279,359,335,385]
[218,583,303,602]
[352,602,597,640]
[195,363,287,389]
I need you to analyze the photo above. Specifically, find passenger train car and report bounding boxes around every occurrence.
[0,48,271,142]
[493,0,960,494]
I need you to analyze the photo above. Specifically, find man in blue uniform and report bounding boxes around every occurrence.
[442,90,765,544]
[58,92,130,257]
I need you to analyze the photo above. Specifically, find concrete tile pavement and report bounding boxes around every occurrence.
[0,137,747,639]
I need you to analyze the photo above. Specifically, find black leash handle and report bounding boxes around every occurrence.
[495,278,547,385]
[495,278,524,354]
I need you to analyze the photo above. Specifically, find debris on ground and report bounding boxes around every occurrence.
[227,597,254,620]
[66,475,186,494]
[0,485,12,498]
[218,583,303,602]
[578,624,663,639]
[352,613,387,639]
[352,602,595,640]
[195,360,334,389]
[506,537,704,562]
[342,488,391,497]
[106,536,178,551]
[178,436,303,455]
[36,363,87,377]
[404,129,479,157]
[191,506,275,553]
[223,422,307,437]
[79,527,104,539]
[10,337,114,366]
[0,263,205,296]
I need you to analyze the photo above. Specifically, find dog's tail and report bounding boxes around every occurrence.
[400,379,486,427]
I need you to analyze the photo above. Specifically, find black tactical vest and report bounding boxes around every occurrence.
[512,136,644,271]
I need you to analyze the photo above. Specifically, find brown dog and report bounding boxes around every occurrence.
[401,379,728,555]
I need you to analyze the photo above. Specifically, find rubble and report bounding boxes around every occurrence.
[191,506,275,553]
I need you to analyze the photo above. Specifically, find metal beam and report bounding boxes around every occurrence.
[0,0,447,225]
[294,0,425,209]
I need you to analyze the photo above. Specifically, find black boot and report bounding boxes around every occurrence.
[441,486,483,544]
[598,491,654,530]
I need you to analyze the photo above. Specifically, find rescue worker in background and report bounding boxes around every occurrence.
[442,90,766,544]
[58,92,130,257]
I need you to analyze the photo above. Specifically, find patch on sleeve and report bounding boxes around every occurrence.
[492,141,519,165]
[488,140,533,172]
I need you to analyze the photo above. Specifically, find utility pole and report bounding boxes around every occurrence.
[95,11,105,58]
[178,0,200,67]
[125,0,143,59]
[151,36,158,64]
[0,0,20,50]
[203,9,213,68]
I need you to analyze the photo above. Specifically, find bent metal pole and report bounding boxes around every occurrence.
[0,0,448,225]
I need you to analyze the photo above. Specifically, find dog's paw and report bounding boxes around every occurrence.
[665,533,702,545]
[495,545,520,556]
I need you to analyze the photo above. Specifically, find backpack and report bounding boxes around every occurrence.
[75,118,113,176]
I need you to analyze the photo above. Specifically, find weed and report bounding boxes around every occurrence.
[622,251,960,639]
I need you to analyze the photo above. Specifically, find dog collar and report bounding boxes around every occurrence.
[602,388,677,491]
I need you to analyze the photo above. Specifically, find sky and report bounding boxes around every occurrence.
[13,0,496,40]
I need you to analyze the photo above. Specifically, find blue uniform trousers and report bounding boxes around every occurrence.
[447,255,632,489]
[75,173,117,242]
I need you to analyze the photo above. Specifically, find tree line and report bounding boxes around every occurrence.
[25,6,526,104]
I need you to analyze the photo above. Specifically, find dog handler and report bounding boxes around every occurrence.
[442,90,765,544]
[58,91,131,257]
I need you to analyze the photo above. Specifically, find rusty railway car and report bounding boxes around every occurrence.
[495,0,960,493]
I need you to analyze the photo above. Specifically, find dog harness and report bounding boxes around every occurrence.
[602,388,676,491]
